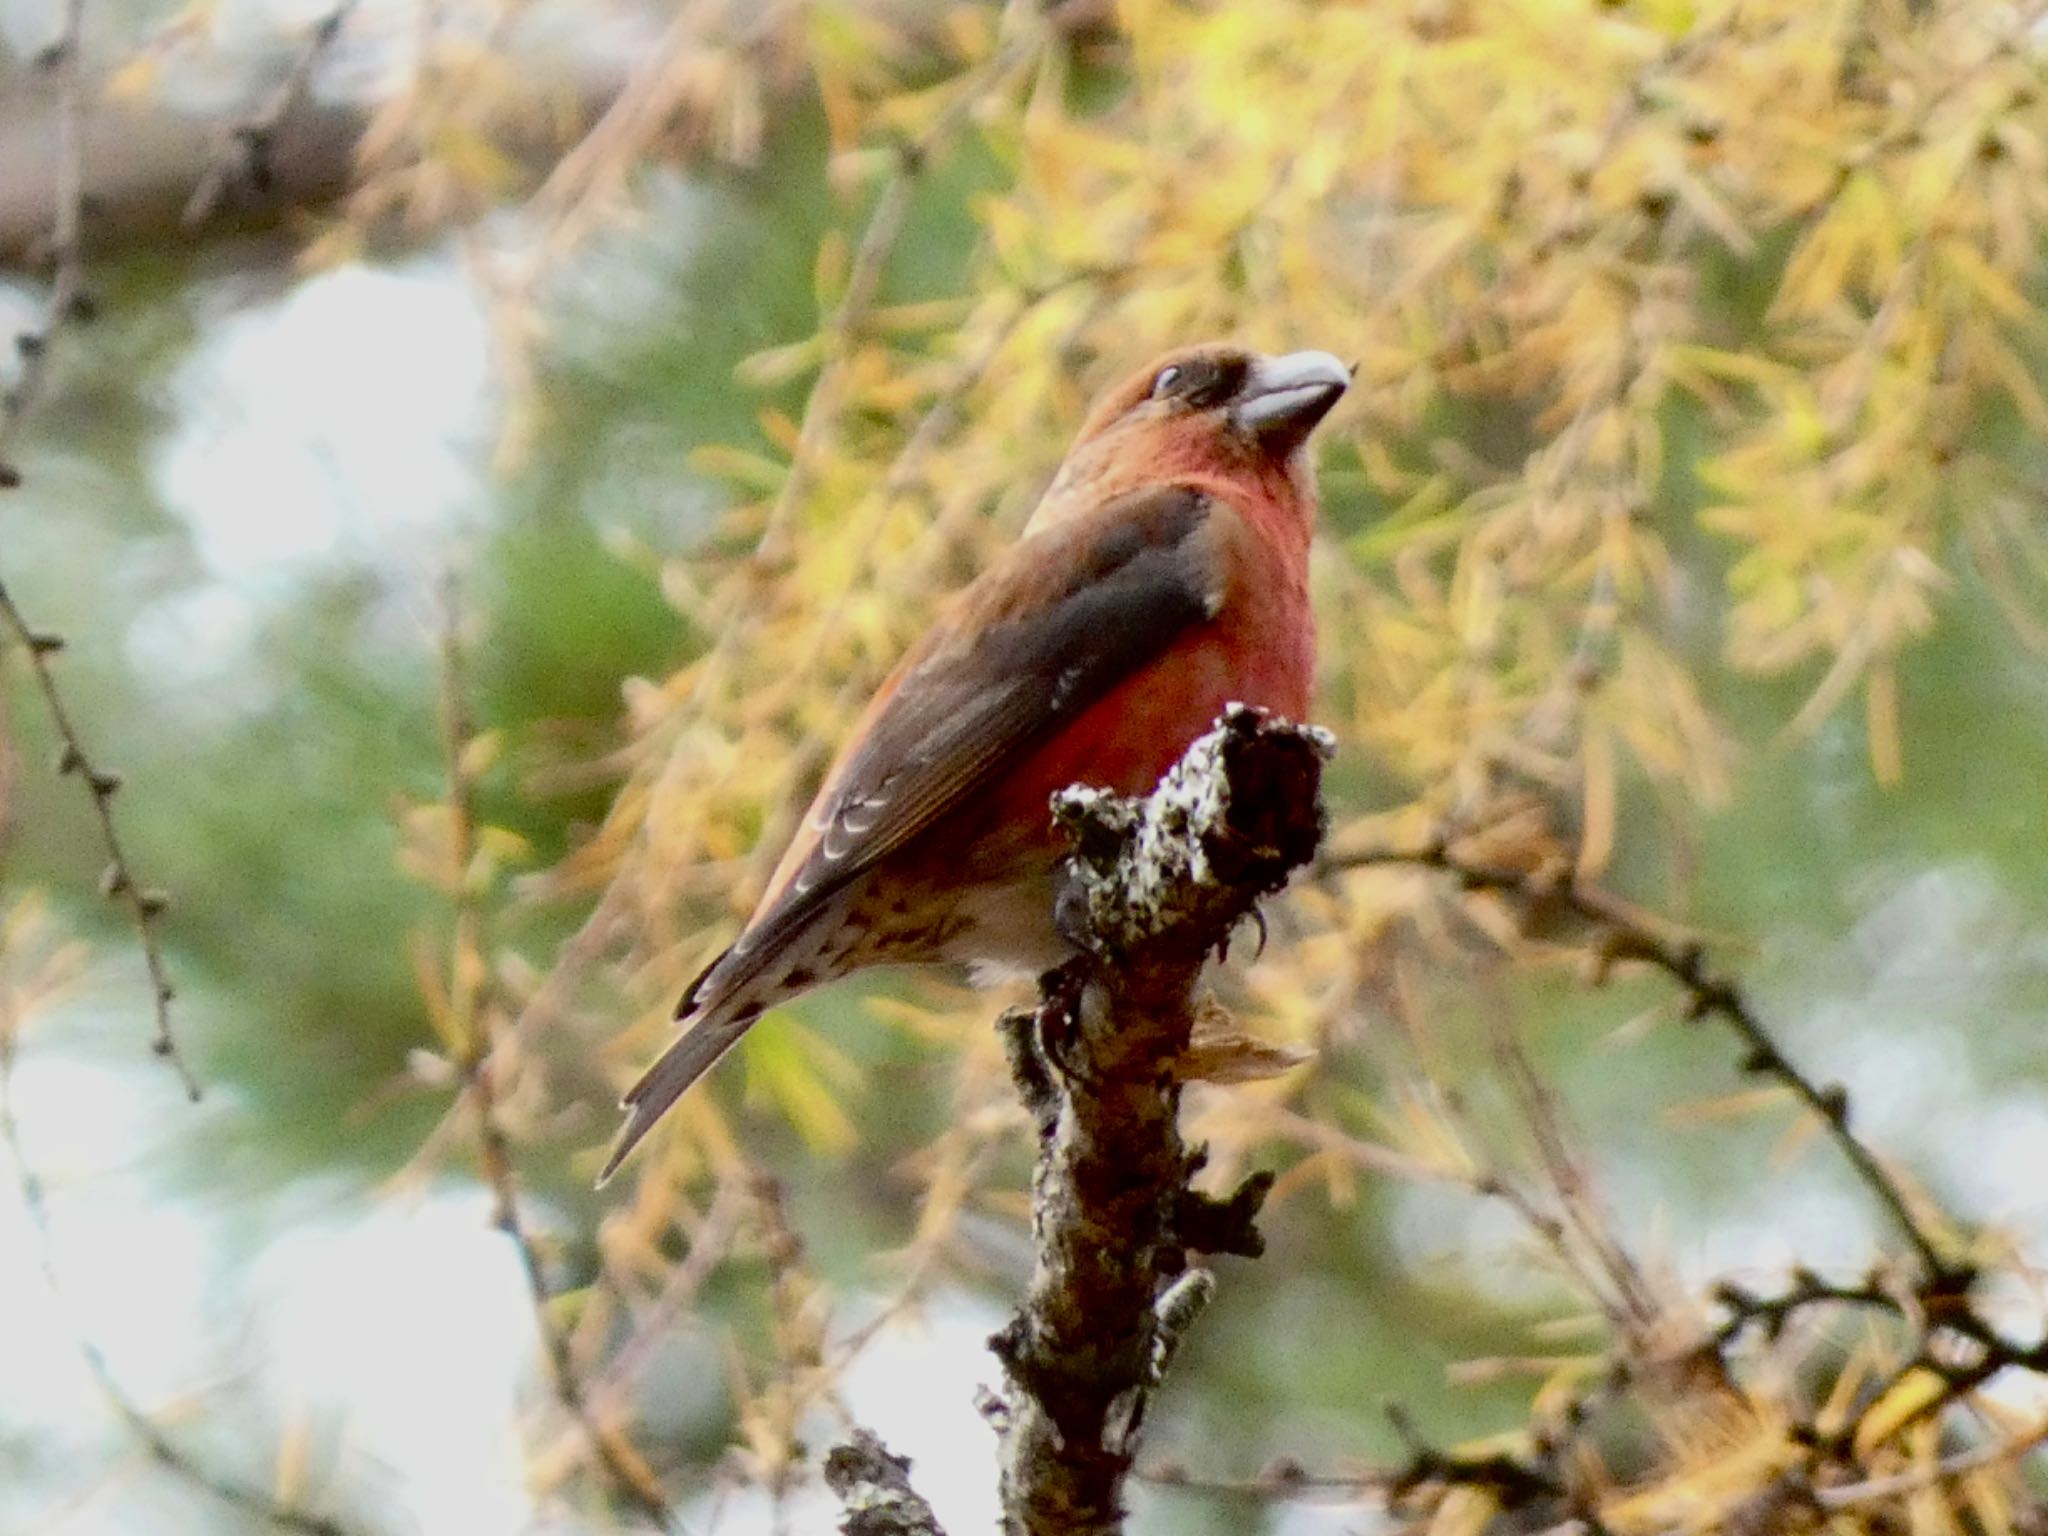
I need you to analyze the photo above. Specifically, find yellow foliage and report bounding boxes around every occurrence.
[340,0,2048,1522]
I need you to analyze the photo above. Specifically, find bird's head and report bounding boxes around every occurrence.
[1031,344,1352,535]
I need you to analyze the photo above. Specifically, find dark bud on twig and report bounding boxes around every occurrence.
[99,862,130,898]
[1260,1455,1308,1490]
[87,768,125,798]
[1712,1280,1755,1312]
[1172,1168,1274,1257]
[0,463,20,489]
[53,743,85,774]
[974,1385,1012,1433]
[1385,1400,1424,1453]
[1817,1084,1851,1126]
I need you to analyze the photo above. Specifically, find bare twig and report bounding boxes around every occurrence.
[1137,1456,1391,1502]
[530,1168,749,1477]
[587,1168,750,1404]
[0,596,196,1097]
[988,707,1329,1536]
[1322,836,2048,1470]
[747,19,1044,570]
[433,578,672,1526]
[1326,839,1957,1283]
[0,1034,350,1532]
[1814,1419,2048,1510]
[0,0,90,480]
[1710,1268,1911,1349]
[0,0,197,1097]
[182,2,359,229]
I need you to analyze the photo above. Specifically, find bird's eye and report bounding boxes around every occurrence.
[1149,365,1183,399]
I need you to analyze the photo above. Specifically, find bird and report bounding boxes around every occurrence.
[601,343,1351,1182]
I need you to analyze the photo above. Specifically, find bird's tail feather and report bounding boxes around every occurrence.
[596,1003,761,1185]
[599,889,857,1186]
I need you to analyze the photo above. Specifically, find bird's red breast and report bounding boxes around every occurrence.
[600,343,1351,1182]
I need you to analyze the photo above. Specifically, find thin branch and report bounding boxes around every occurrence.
[0,0,198,1097]
[1382,1402,1573,1515]
[747,18,1045,571]
[587,1167,750,1407]
[530,1168,749,1476]
[0,1029,351,1532]
[182,1,359,230]
[749,1167,836,1523]
[1711,1268,1912,1350]
[1325,839,1958,1283]
[1321,835,2048,1470]
[0,594,196,1098]
[1815,1420,2048,1510]
[433,577,673,1527]
[1485,996,1664,1339]
[1137,1457,1391,1503]
[0,0,90,481]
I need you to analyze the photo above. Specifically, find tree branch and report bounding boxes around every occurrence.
[180,1,358,231]
[0,0,89,479]
[825,1430,948,1536]
[0,1027,351,1532]
[987,705,1330,1536]
[0,585,197,1095]
[0,0,200,1097]
[1326,838,1961,1284]
[432,577,672,1526]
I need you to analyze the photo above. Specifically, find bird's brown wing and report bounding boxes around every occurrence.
[693,481,1229,1006]
[600,484,1231,1183]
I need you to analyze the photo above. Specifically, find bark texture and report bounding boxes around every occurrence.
[987,704,1330,1536]
[824,1430,948,1536]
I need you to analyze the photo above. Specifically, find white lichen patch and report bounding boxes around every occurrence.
[1051,707,1332,951]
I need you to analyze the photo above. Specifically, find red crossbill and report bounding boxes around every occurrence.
[602,343,1350,1180]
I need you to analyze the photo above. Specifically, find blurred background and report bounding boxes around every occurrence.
[3,0,2048,1531]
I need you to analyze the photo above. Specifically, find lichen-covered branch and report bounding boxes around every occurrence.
[825,1430,948,1536]
[987,705,1330,1536]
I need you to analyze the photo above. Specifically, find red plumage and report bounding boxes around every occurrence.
[601,343,1350,1181]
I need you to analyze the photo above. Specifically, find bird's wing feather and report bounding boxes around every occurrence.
[689,482,1227,1008]
[601,484,1230,1183]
